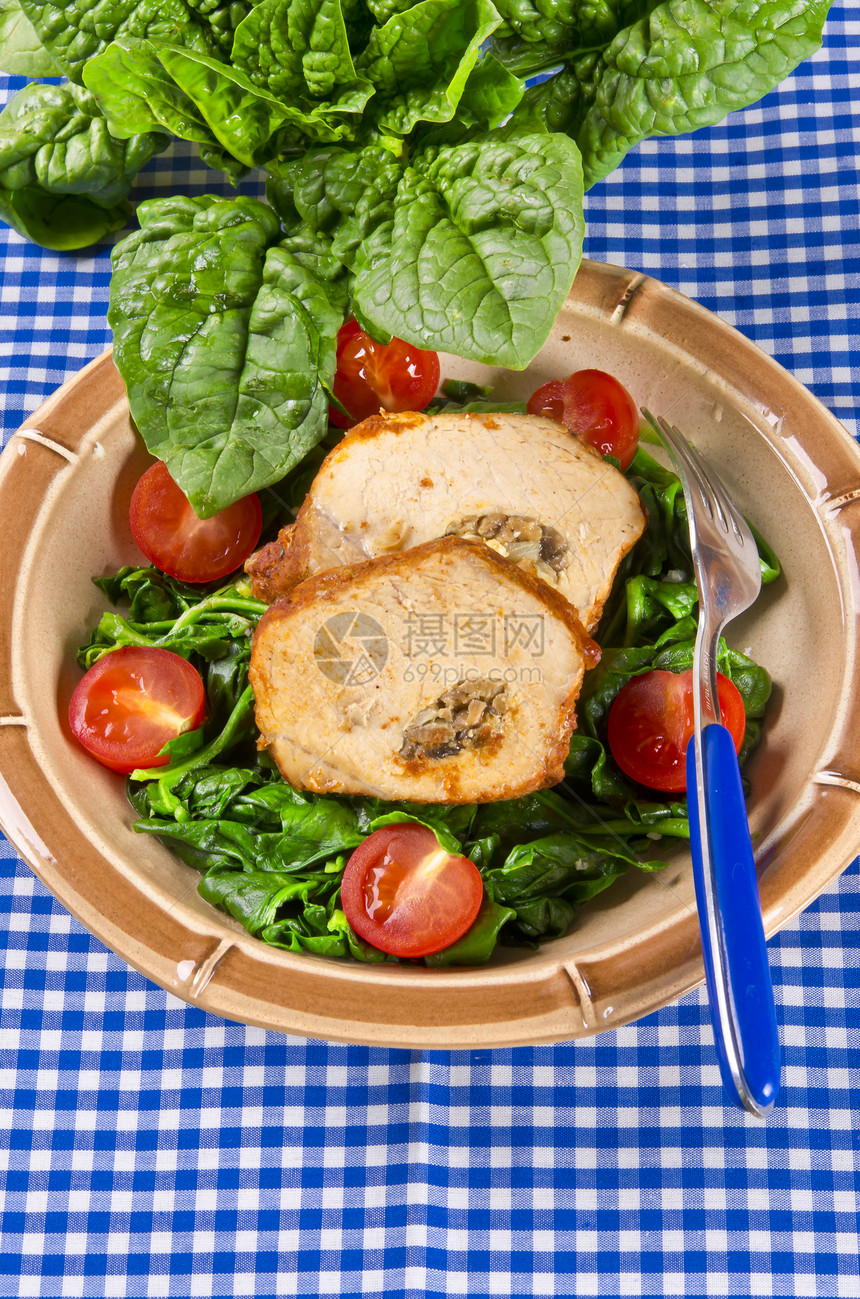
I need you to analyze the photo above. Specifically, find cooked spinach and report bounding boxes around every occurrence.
[77,450,777,966]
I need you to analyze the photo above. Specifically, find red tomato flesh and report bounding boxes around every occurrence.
[341,823,483,958]
[330,318,440,429]
[607,668,746,793]
[69,645,206,773]
[527,368,640,470]
[130,460,262,583]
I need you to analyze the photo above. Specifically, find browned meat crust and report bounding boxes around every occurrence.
[244,410,645,634]
[250,535,599,804]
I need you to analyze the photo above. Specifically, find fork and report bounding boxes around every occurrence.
[642,410,781,1118]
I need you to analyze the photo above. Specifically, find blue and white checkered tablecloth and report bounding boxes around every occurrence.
[1,10,860,1295]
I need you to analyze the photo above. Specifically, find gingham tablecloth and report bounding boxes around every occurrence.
[1,12,859,1296]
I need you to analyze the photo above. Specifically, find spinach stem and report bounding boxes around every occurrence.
[95,614,156,649]
[130,684,256,816]
[168,594,267,636]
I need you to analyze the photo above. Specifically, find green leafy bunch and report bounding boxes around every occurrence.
[0,0,834,514]
[75,447,777,967]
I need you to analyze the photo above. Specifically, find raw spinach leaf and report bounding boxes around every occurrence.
[0,0,60,74]
[455,53,525,129]
[154,43,353,162]
[290,136,407,242]
[264,122,583,365]
[348,129,585,367]
[188,0,250,56]
[0,80,166,249]
[355,0,504,134]
[511,0,834,187]
[83,37,249,181]
[364,0,412,19]
[231,0,374,119]
[489,0,629,46]
[0,186,131,250]
[108,194,345,516]
[277,227,350,312]
[85,28,376,177]
[17,0,251,82]
[88,39,344,173]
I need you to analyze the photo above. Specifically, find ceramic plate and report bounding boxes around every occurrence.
[3,259,860,1048]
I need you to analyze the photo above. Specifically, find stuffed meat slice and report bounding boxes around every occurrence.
[249,535,599,803]
[246,410,645,632]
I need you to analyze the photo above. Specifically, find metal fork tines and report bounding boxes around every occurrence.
[642,410,781,1118]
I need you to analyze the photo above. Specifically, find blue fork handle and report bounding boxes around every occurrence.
[686,723,781,1116]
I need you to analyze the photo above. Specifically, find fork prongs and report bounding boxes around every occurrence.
[642,408,709,498]
[641,409,748,543]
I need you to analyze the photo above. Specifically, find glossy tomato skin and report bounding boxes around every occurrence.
[528,368,640,470]
[341,822,483,958]
[130,461,262,583]
[69,645,206,773]
[607,668,746,793]
[330,318,441,429]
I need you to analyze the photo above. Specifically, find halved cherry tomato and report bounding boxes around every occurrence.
[69,645,206,774]
[527,368,640,470]
[130,461,262,584]
[341,822,483,958]
[330,318,440,429]
[607,668,746,793]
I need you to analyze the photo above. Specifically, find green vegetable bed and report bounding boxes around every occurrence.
[76,441,778,967]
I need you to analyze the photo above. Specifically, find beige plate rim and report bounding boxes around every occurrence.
[2,258,860,1048]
